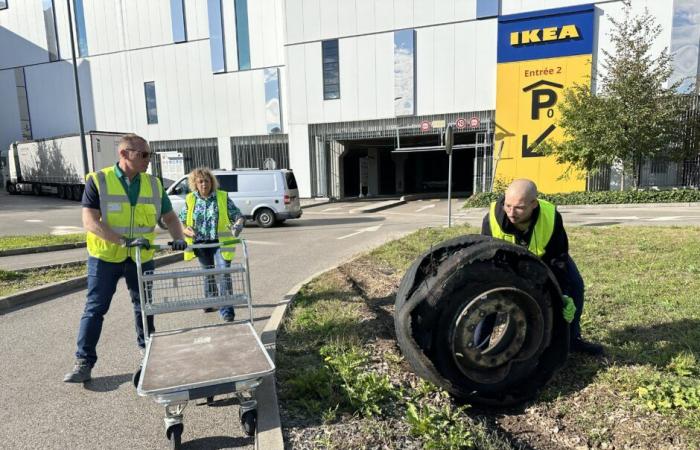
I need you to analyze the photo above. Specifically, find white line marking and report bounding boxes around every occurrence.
[416,204,436,212]
[26,219,43,223]
[337,224,383,240]
[646,216,684,221]
[321,207,343,212]
[243,240,279,246]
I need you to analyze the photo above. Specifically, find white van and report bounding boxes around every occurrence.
[166,169,302,228]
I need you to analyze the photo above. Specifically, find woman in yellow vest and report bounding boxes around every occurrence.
[178,167,244,322]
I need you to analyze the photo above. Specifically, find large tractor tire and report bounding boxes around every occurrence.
[394,235,569,407]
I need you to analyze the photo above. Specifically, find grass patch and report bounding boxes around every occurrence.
[0,233,86,251]
[279,225,700,449]
[0,264,86,297]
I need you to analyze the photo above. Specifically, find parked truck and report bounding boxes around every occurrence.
[1,131,125,201]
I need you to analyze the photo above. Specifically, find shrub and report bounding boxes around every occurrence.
[463,188,700,208]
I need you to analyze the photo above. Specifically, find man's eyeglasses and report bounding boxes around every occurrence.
[126,149,152,159]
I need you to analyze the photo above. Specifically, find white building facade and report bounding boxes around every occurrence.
[0,0,694,197]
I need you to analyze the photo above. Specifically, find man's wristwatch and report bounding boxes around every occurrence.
[119,237,127,246]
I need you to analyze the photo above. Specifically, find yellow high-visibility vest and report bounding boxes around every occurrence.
[489,199,556,258]
[86,166,162,263]
[183,190,236,261]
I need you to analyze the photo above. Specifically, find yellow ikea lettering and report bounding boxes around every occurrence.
[511,25,581,46]
[558,24,579,40]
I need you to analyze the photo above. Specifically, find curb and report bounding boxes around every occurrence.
[462,202,700,211]
[0,241,87,257]
[0,252,183,314]
[401,192,472,201]
[300,198,332,209]
[256,265,342,450]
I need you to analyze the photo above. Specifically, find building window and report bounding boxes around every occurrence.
[15,68,32,140]
[73,0,88,57]
[144,82,158,124]
[0,1,8,10]
[234,0,251,70]
[394,29,415,116]
[670,0,700,93]
[170,0,187,43]
[476,0,499,19]
[43,0,60,61]
[207,0,226,73]
[322,40,340,100]
[264,68,282,133]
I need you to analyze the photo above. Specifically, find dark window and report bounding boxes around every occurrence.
[234,0,251,70]
[216,174,238,192]
[171,178,190,195]
[170,0,187,43]
[285,172,298,190]
[0,1,7,10]
[144,81,158,124]
[322,39,340,100]
[73,0,88,56]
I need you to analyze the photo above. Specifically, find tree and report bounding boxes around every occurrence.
[542,2,687,189]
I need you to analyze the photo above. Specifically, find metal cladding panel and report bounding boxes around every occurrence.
[497,3,595,63]
[320,0,340,40]
[0,70,22,147]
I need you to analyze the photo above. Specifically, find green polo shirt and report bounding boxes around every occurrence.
[113,163,173,214]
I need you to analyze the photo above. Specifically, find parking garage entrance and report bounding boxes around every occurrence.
[308,113,494,199]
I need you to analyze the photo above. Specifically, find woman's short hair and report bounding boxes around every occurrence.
[187,167,219,194]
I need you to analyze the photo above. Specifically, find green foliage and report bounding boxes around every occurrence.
[320,342,398,418]
[0,233,86,251]
[539,2,688,188]
[0,264,86,297]
[405,398,475,449]
[637,377,700,412]
[463,188,700,208]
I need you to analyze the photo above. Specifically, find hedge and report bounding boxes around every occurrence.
[463,188,700,208]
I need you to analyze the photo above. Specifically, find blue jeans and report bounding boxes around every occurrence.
[473,255,586,347]
[195,247,234,318]
[565,255,585,342]
[75,257,155,366]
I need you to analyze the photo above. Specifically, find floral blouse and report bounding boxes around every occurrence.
[178,191,242,241]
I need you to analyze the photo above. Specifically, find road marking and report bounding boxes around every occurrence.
[50,226,83,235]
[244,239,279,246]
[646,216,685,222]
[337,224,383,240]
[415,204,436,212]
[321,207,343,212]
[594,216,640,220]
[25,219,43,223]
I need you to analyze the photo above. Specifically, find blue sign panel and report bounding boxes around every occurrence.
[497,4,595,63]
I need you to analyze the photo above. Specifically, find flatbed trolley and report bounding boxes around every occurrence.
[131,241,275,449]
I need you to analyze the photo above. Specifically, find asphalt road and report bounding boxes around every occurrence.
[1,194,699,449]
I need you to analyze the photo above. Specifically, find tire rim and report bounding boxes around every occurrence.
[259,212,272,225]
[449,287,545,378]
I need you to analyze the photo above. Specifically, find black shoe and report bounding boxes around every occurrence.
[571,337,604,356]
[203,307,216,313]
[63,359,93,383]
[222,312,235,322]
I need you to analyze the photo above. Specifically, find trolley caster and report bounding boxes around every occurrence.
[240,410,257,436]
[132,366,141,388]
[166,423,184,449]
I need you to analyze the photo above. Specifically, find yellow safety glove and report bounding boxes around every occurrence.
[562,295,576,323]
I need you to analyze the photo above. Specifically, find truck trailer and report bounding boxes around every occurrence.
[2,132,125,201]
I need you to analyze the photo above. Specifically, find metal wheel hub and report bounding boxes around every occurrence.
[450,287,544,374]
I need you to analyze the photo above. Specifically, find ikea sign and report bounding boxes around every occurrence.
[509,25,580,46]
[498,4,594,63]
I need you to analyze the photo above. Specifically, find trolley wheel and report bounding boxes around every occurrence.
[240,410,257,436]
[132,366,141,388]
[166,423,183,449]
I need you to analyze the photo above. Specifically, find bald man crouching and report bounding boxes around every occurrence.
[481,179,603,356]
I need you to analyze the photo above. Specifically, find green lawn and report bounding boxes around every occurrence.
[0,233,85,251]
[0,264,86,297]
[277,225,700,449]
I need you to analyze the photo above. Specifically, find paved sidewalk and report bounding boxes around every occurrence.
[0,247,86,271]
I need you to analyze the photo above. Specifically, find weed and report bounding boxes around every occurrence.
[405,399,475,449]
